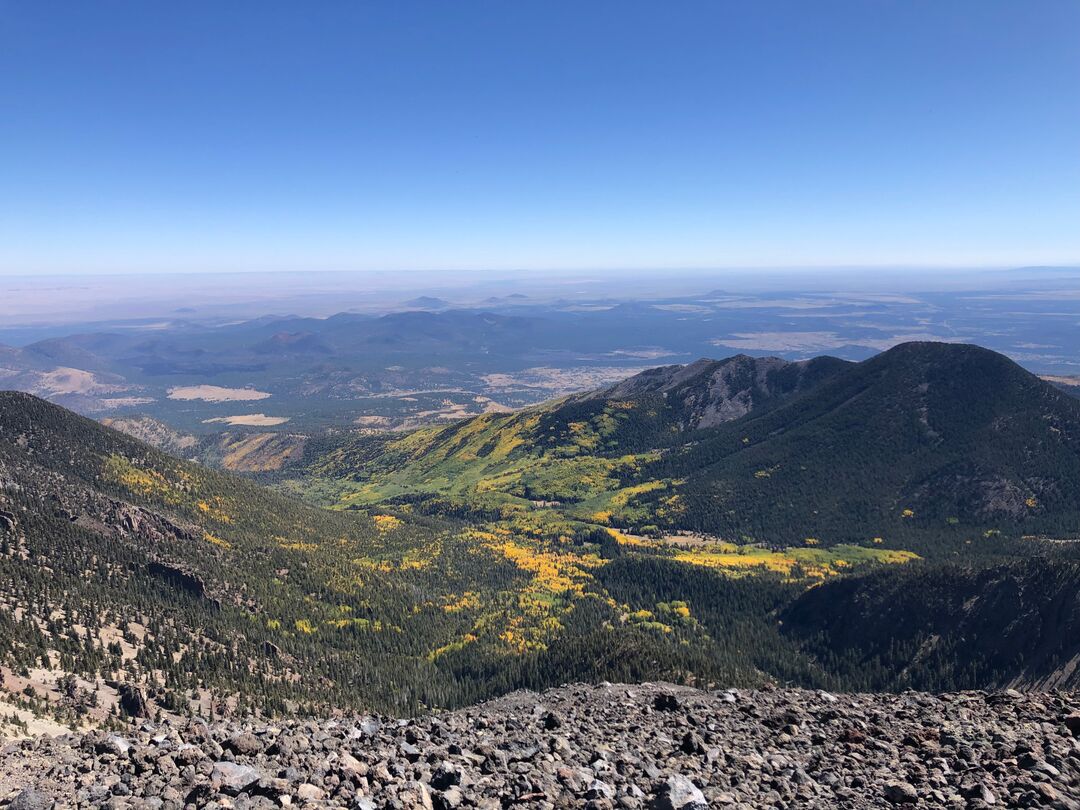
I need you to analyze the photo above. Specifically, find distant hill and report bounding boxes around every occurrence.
[251,330,333,355]
[401,296,451,309]
[296,352,847,517]
[100,414,201,455]
[297,342,1080,550]
[648,342,1080,545]
[100,414,307,472]
[0,309,604,429]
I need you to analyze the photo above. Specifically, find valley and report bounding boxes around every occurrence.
[4,340,1080,750]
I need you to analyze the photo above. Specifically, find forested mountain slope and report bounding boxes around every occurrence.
[783,558,1080,692]
[0,392,500,717]
[0,392,833,723]
[295,342,1080,552]
[290,353,852,536]
[269,341,1080,698]
[648,342,1080,545]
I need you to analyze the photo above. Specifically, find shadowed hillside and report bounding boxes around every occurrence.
[649,342,1080,546]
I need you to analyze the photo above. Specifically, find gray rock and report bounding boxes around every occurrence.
[101,735,131,756]
[884,780,919,804]
[652,775,707,810]
[211,760,263,794]
[963,782,997,805]
[588,779,615,800]
[1066,711,1080,736]
[224,732,264,756]
[296,783,326,800]
[430,761,460,790]
[8,788,54,810]
[433,786,464,810]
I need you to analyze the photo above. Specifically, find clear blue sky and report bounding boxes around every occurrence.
[1,1,1078,274]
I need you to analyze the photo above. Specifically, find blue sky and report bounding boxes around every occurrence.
[1,1,1078,274]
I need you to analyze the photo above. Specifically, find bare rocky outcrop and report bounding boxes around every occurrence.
[98,417,199,457]
[117,684,149,720]
[146,561,211,602]
[577,354,847,430]
[3,682,1080,808]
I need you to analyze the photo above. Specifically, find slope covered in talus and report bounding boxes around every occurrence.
[574,353,848,429]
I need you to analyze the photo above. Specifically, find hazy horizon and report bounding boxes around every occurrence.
[1,264,1079,330]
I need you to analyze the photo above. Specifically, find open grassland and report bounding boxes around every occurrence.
[166,385,271,402]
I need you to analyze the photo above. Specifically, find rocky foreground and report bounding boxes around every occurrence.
[3,683,1080,809]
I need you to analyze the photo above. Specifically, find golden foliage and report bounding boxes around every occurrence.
[675,542,918,579]
[372,514,403,532]
[105,455,182,504]
[442,591,482,613]
[202,531,231,549]
[279,541,317,552]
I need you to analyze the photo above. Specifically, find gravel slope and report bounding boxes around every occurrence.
[3,682,1080,808]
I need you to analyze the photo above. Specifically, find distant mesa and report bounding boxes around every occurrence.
[167,385,271,402]
[203,414,290,427]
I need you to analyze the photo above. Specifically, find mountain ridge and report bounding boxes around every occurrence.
[645,341,1080,543]
[296,341,1080,549]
